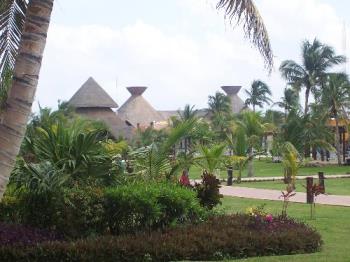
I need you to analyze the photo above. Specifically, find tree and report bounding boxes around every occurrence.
[275,87,299,118]
[177,104,197,154]
[236,111,263,177]
[208,91,232,139]
[245,80,272,112]
[0,0,273,197]
[320,73,350,165]
[0,0,54,197]
[280,39,345,116]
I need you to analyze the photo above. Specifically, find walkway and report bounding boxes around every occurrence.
[227,174,350,182]
[220,186,350,207]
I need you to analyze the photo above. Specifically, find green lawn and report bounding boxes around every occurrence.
[189,160,350,180]
[234,178,350,196]
[220,196,350,262]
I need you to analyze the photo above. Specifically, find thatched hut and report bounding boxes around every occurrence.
[118,86,164,127]
[69,77,133,139]
[221,86,245,114]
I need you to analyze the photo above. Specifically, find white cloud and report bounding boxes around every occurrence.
[35,0,346,113]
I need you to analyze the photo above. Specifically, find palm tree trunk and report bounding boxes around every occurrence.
[0,0,54,198]
[334,112,342,165]
[304,87,310,116]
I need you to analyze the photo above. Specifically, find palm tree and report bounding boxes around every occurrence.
[177,104,197,154]
[280,39,345,116]
[0,0,273,197]
[245,80,272,112]
[236,111,263,177]
[320,73,350,165]
[275,87,299,118]
[208,92,231,116]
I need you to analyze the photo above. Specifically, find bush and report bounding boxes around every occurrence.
[0,186,105,239]
[0,223,60,246]
[195,171,223,209]
[0,214,322,261]
[104,182,205,234]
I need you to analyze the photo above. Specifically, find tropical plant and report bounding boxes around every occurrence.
[280,38,345,116]
[0,0,273,198]
[195,144,226,174]
[130,119,196,180]
[0,0,27,75]
[280,142,299,187]
[236,111,264,177]
[177,104,198,154]
[245,80,272,112]
[320,73,350,165]
[274,87,299,118]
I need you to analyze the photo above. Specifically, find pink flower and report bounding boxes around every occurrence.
[265,214,273,223]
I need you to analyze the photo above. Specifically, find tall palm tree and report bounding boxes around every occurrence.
[275,87,299,118]
[320,73,350,165]
[0,0,54,197]
[244,80,272,112]
[208,91,232,139]
[0,0,273,197]
[280,39,345,116]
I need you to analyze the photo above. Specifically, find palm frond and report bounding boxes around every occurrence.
[216,0,273,70]
[0,0,27,75]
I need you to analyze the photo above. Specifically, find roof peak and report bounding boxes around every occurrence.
[68,77,118,108]
[127,86,147,96]
[221,86,242,95]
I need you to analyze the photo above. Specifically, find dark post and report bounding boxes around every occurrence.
[306,177,314,204]
[227,167,233,186]
[318,172,325,194]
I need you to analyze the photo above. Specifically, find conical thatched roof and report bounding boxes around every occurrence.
[221,86,245,114]
[69,77,118,108]
[118,86,164,127]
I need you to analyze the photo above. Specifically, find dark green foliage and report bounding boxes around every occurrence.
[195,171,223,209]
[0,186,105,239]
[104,182,204,234]
[0,214,322,261]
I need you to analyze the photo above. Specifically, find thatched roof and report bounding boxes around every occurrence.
[69,77,118,108]
[75,107,134,140]
[221,86,245,114]
[118,86,164,127]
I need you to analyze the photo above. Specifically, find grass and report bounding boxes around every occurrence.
[220,196,350,262]
[189,159,350,180]
[234,178,350,196]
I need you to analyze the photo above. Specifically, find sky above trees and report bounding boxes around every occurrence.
[36,0,350,112]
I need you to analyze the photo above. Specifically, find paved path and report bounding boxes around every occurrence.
[220,186,350,207]
[193,174,350,184]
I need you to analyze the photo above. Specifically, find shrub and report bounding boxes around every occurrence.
[195,171,223,209]
[0,186,105,239]
[104,182,205,234]
[0,223,60,246]
[0,214,322,261]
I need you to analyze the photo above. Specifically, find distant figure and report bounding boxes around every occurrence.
[179,170,190,186]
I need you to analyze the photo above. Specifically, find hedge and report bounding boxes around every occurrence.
[0,214,322,261]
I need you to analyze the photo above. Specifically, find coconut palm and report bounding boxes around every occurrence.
[320,73,350,165]
[280,39,345,116]
[0,0,273,197]
[236,111,264,177]
[275,87,299,118]
[177,104,197,154]
[245,80,272,112]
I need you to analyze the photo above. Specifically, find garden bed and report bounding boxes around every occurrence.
[0,214,322,261]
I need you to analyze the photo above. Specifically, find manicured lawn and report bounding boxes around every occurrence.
[189,160,350,180]
[234,178,350,196]
[220,196,350,262]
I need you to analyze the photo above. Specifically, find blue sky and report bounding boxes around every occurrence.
[36,0,350,112]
